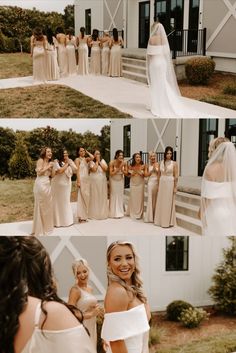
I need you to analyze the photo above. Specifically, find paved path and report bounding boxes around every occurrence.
[0,202,198,237]
[0,75,236,118]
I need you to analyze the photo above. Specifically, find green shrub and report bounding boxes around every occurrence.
[185,56,215,85]
[166,300,193,322]
[22,37,31,53]
[179,307,209,328]
[223,84,236,96]
[149,325,164,346]
[8,136,34,179]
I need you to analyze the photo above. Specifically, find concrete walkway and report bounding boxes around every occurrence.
[0,75,236,118]
[0,202,198,237]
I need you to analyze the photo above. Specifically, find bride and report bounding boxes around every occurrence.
[201,137,236,236]
[146,21,212,118]
[101,241,150,353]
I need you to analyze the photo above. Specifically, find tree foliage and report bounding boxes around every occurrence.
[208,237,236,315]
[0,125,110,178]
[8,135,34,179]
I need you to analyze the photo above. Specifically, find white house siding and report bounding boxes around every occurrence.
[74,0,104,35]
[180,119,199,176]
[202,0,236,73]
[103,0,124,31]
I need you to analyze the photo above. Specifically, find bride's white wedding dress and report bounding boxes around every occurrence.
[101,304,149,353]
[201,141,236,236]
[146,22,215,118]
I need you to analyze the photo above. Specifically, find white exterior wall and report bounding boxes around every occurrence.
[74,0,103,35]
[41,235,229,312]
[180,119,199,176]
[127,0,140,48]
[110,119,148,159]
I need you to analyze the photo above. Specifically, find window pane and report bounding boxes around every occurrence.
[123,125,131,157]
[166,236,189,271]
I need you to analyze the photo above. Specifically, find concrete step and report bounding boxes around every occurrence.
[122,56,146,67]
[122,63,146,76]
[122,70,148,84]
[176,200,199,219]
[176,191,201,207]
[176,212,202,235]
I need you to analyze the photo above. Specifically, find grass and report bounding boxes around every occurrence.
[0,53,32,78]
[0,84,131,118]
[153,331,236,353]
[0,178,34,223]
[0,179,78,223]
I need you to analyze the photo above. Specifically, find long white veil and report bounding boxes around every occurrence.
[146,22,181,97]
[201,141,236,236]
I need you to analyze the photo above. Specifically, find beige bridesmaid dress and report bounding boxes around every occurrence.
[90,40,101,75]
[154,160,176,227]
[109,38,123,77]
[66,36,77,75]
[101,40,110,75]
[78,36,89,75]
[57,34,68,77]
[74,286,98,349]
[32,159,53,236]
[109,171,124,218]
[45,39,60,81]
[126,170,145,219]
[76,157,90,221]
[144,165,159,223]
[51,160,77,227]
[88,160,108,219]
[32,39,47,82]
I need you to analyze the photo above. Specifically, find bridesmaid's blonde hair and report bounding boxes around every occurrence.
[72,258,90,279]
[106,241,147,303]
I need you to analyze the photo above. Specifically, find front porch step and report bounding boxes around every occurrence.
[176,212,202,235]
[122,56,147,84]
[175,200,199,219]
[122,63,146,76]
[122,70,147,84]
[175,191,201,207]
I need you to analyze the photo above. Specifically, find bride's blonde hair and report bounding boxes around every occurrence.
[106,241,147,303]
[208,137,229,158]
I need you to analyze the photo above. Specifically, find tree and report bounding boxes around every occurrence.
[0,127,16,176]
[63,5,75,31]
[208,237,236,315]
[8,135,34,179]
[82,131,101,154]
[59,129,83,160]
[99,125,110,163]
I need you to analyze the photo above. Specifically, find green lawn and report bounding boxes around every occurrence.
[0,84,131,118]
[154,331,236,353]
[0,53,32,78]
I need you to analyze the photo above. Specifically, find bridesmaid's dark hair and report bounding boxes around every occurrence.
[46,27,54,45]
[131,153,143,167]
[80,26,85,39]
[92,149,101,162]
[92,29,99,41]
[76,146,85,156]
[40,147,52,160]
[0,237,82,353]
[112,28,118,42]
[114,149,124,159]
[164,146,173,162]
[57,148,68,167]
[33,27,44,41]
[56,26,64,34]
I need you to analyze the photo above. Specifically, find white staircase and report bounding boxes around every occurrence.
[122,57,147,84]
[124,188,202,235]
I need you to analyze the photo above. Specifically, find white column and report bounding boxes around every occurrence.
[150,0,155,27]
[123,0,128,48]
[199,0,204,29]
[218,118,226,137]
[183,0,190,29]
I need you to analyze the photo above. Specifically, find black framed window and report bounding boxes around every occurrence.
[85,9,91,35]
[139,1,150,48]
[225,119,236,146]
[198,119,218,176]
[166,236,189,271]
[155,0,183,32]
[123,125,131,158]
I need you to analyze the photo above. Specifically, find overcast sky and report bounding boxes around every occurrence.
[0,0,74,13]
[0,119,110,135]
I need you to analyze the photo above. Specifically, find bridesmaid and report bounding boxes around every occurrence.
[101,241,150,353]
[126,153,145,220]
[101,30,110,75]
[75,146,94,222]
[144,152,159,223]
[109,149,126,218]
[51,149,77,228]
[88,149,108,220]
[66,29,77,75]
[31,27,47,82]
[77,27,89,75]
[68,258,103,349]
[45,28,60,81]
[56,27,68,77]
[90,29,101,75]
[109,28,123,77]
[32,147,55,236]
[154,146,178,227]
